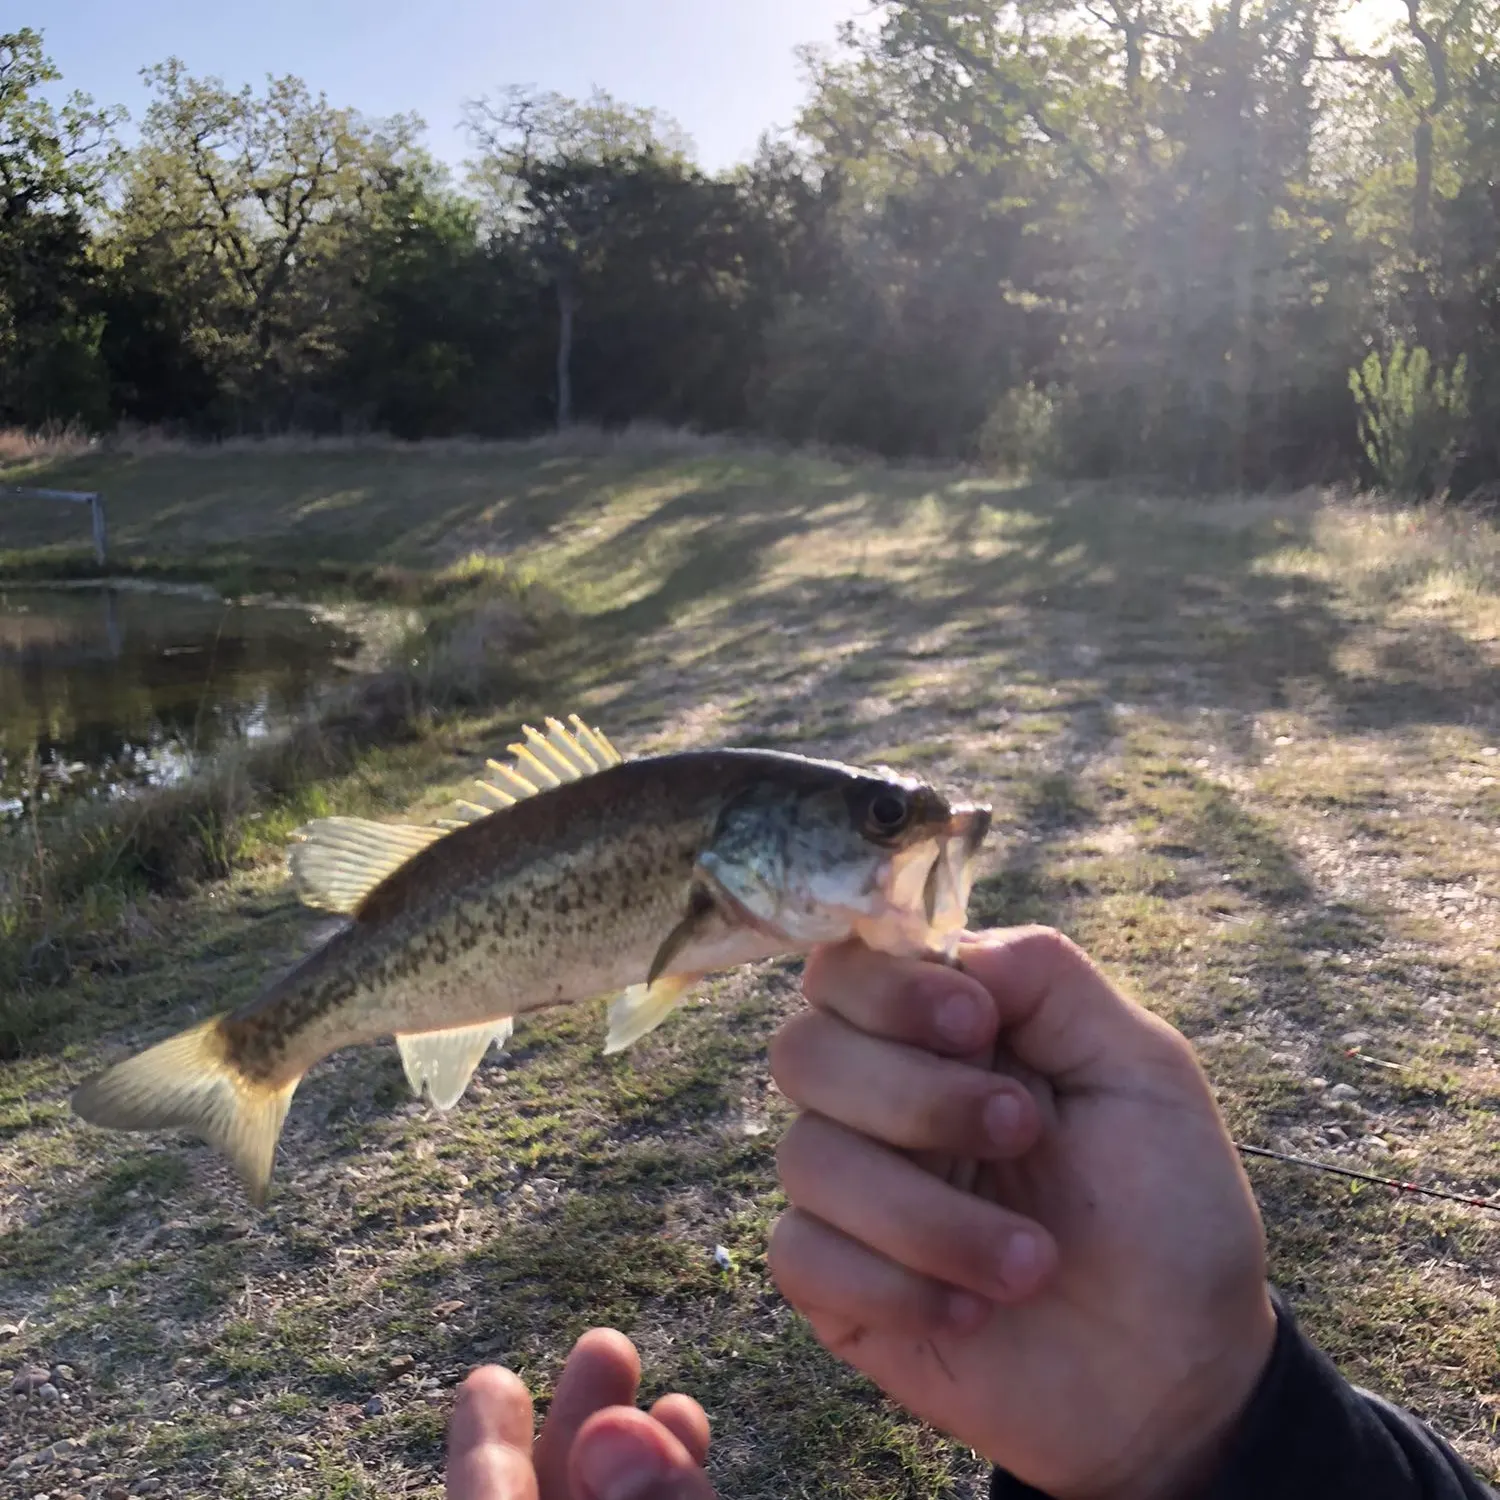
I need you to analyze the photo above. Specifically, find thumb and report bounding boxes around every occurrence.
[958,927,1193,1087]
[570,1408,718,1500]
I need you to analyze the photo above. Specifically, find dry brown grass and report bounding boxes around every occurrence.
[0,423,98,466]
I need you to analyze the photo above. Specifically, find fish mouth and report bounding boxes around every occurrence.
[946,802,993,859]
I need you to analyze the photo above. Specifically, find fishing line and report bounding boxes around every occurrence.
[1236,1143,1500,1215]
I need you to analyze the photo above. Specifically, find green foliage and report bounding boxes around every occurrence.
[0,29,121,428]
[1349,342,1471,499]
[6,4,1500,493]
[978,385,1062,474]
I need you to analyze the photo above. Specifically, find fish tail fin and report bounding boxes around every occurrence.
[71,1019,299,1207]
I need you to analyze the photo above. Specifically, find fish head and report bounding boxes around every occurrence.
[698,758,992,961]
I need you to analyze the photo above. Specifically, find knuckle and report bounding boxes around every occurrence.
[767,1010,822,1095]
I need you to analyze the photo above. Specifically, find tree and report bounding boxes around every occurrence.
[109,60,421,430]
[0,28,122,427]
[462,88,694,428]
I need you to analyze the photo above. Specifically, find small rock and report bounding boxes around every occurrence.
[1327,1083,1360,1103]
[37,1382,60,1404]
[11,1365,51,1395]
[105,1487,130,1500]
[713,1245,734,1271]
[1324,1126,1348,1143]
[386,1353,416,1378]
[1481,747,1498,757]
[362,1395,386,1417]
[0,1322,21,1338]
[50,1364,75,1384]
[225,1401,246,1417]
[3,1455,29,1477]
[133,1480,162,1495]
[1307,1077,1329,1091]
[431,1300,465,1320]
[284,1452,312,1469]
[1340,1031,1372,1048]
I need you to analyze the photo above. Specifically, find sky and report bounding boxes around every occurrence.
[33,0,870,173]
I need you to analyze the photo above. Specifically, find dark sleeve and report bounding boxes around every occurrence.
[991,1295,1496,1500]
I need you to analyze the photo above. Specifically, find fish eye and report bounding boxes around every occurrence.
[866,790,911,837]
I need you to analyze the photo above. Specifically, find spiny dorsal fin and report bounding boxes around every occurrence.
[396,1019,515,1111]
[288,817,447,915]
[440,714,624,829]
[290,713,623,907]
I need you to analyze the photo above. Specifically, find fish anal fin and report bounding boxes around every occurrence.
[603,976,696,1056]
[396,1019,514,1111]
[288,817,447,915]
[71,1018,299,1207]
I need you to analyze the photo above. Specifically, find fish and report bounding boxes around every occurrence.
[71,714,992,1204]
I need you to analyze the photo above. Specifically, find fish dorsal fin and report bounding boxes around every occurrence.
[288,714,622,909]
[396,1019,515,1111]
[603,974,696,1056]
[439,714,624,829]
[288,817,448,915]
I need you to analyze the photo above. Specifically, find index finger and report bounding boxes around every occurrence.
[533,1329,641,1497]
[802,940,1000,1056]
[447,1366,538,1500]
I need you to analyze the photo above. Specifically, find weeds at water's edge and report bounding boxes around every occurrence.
[0,571,558,1060]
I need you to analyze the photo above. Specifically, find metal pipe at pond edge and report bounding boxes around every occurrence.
[3,486,108,565]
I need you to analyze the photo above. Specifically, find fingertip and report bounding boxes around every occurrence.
[451,1364,532,1442]
[801,939,861,1005]
[995,1225,1058,1303]
[648,1393,711,1468]
[447,1365,536,1500]
[572,1406,708,1500]
[570,1326,643,1384]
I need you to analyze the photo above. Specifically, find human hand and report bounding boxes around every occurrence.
[447,1328,716,1500]
[768,927,1277,1500]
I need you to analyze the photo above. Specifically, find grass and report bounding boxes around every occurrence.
[1,434,1498,1496]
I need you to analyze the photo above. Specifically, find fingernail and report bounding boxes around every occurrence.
[984,1090,1024,1146]
[576,1428,666,1500]
[945,1290,992,1334]
[999,1231,1046,1292]
[935,992,982,1045]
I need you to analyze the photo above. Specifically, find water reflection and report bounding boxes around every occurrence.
[0,586,358,818]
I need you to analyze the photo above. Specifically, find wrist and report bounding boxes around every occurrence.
[1097,1288,1279,1500]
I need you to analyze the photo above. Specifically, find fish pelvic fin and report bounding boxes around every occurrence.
[396,1019,514,1111]
[603,975,696,1056]
[443,715,624,828]
[71,1019,299,1207]
[288,817,447,915]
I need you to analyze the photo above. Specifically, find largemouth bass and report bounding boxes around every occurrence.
[72,715,991,1203]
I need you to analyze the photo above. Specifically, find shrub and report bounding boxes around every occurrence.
[1349,341,1470,499]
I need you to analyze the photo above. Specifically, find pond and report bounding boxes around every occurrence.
[0,585,359,819]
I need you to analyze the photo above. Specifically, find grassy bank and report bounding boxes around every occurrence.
[2,436,1497,1497]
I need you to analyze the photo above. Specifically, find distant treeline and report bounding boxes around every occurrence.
[4,3,1499,497]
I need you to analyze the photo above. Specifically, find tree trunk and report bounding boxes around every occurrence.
[555,274,576,430]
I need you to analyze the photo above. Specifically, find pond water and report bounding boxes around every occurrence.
[0,586,359,819]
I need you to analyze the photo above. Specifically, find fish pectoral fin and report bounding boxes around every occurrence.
[603,975,696,1056]
[396,1019,515,1112]
[645,885,721,986]
[288,817,447,915]
[445,715,625,827]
